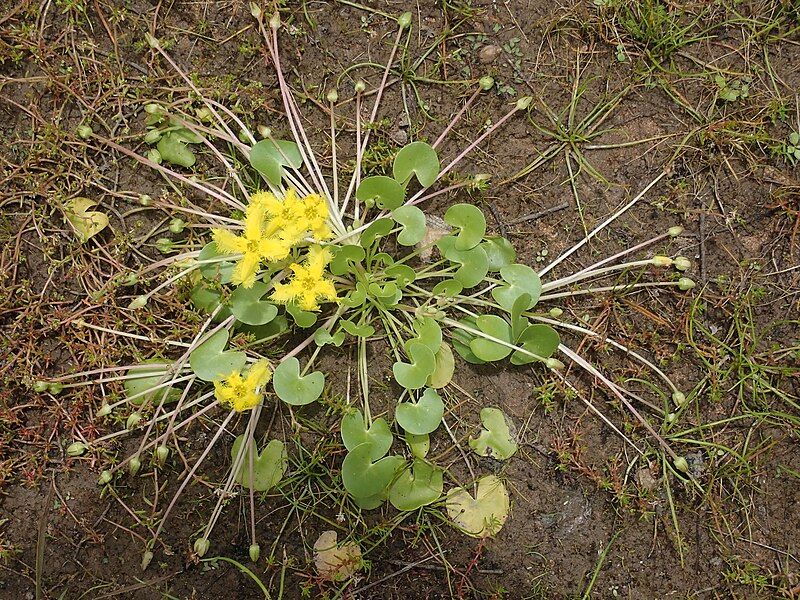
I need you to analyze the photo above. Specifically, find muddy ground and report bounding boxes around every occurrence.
[1,1,799,598]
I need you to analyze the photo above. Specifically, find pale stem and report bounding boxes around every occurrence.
[432,85,482,149]
[572,230,674,279]
[330,99,339,209]
[539,280,683,301]
[542,259,656,292]
[70,319,191,348]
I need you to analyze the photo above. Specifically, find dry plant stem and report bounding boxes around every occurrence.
[133,376,196,462]
[340,89,363,220]
[541,259,657,292]
[432,85,482,149]
[330,100,339,207]
[533,315,680,393]
[539,280,684,301]
[557,344,679,461]
[572,231,674,279]
[409,181,471,206]
[72,320,191,348]
[539,171,667,277]
[150,410,236,549]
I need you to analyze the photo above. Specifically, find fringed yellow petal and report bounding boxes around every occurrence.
[212,229,247,254]
[245,360,272,388]
[232,253,261,288]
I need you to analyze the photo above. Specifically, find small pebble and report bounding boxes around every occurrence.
[479,44,502,64]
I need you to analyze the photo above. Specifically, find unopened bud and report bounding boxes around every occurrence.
[129,295,148,310]
[126,412,142,430]
[673,456,690,474]
[326,89,338,103]
[128,457,141,476]
[144,129,162,144]
[269,12,280,29]
[141,550,154,570]
[545,357,564,370]
[147,148,162,164]
[249,2,261,18]
[144,33,161,49]
[668,226,683,237]
[77,125,93,139]
[144,103,162,115]
[398,12,412,29]
[48,382,64,394]
[674,256,691,271]
[548,307,563,318]
[97,403,112,417]
[169,218,185,233]
[479,76,494,90]
[257,125,271,139]
[67,442,87,457]
[515,96,533,110]
[98,470,112,485]
[155,445,170,467]
[194,538,210,557]
[195,107,212,122]
[138,194,152,206]
[249,543,260,562]
[33,381,49,393]
[354,80,366,93]
[672,390,686,407]
[651,255,673,267]
[678,277,695,291]
[665,412,677,424]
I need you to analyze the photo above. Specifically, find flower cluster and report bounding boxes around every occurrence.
[214,360,271,412]
[272,246,337,311]
[211,189,332,288]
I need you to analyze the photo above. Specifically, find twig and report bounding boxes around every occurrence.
[508,201,570,226]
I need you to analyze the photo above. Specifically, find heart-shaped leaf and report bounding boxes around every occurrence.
[356,175,405,210]
[189,281,231,322]
[367,281,401,307]
[249,139,302,186]
[385,263,416,287]
[351,494,385,510]
[330,245,365,276]
[446,475,510,538]
[392,206,427,246]
[393,141,439,187]
[393,341,436,390]
[237,315,289,341]
[189,330,246,382]
[341,409,393,460]
[407,317,442,354]
[437,236,489,288]
[124,359,181,406]
[360,218,394,248]
[405,432,430,458]
[341,282,368,308]
[444,204,486,251]
[340,319,375,338]
[200,241,235,284]
[157,131,196,167]
[314,531,363,582]
[469,407,517,460]
[286,301,318,328]
[510,324,560,365]
[481,236,517,271]
[342,443,404,498]
[272,357,324,405]
[231,436,287,491]
[229,282,278,325]
[469,315,513,362]
[492,264,541,311]
[314,327,346,347]
[395,388,444,435]
[450,317,486,365]
[64,198,109,244]
[427,342,455,389]
[388,459,443,511]
[510,293,532,341]
[432,279,463,298]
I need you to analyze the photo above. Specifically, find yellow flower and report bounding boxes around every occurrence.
[261,188,306,243]
[214,360,272,412]
[272,246,337,311]
[300,193,333,240]
[212,196,291,287]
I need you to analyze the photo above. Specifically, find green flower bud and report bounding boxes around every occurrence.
[144,33,160,49]
[249,543,261,562]
[672,390,686,407]
[238,129,250,143]
[674,256,691,271]
[144,129,162,144]
[479,76,494,90]
[120,272,139,286]
[155,445,170,467]
[326,89,339,103]
[67,442,88,457]
[77,125,93,139]
[144,103,162,115]
[128,457,141,476]
[98,470,112,485]
[269,12,280,29]
[397,12,412,29]
[97,403,112,417]
[354,80,366,93]
[33,380,49,393]
[651,255,672,267]
[138,194,152,206]
[156,238,173,254]
[147,148,162,164]
[548,307,563,318]
[194,538,210,557]
[678,277,696,291]
[668,226,683,237]
[545,357,564,370]
[673,456,690,474]
[249,3,261,19]
[515,96,533,110]
[129,295,148,310]
[126,412,142,430]
[169,218,185,233]
[257,125,271,139]
[48,382,64,395]
[665,412,677,424]
[141,550,154,570]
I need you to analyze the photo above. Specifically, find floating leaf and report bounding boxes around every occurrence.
[395,388,444,435]
[385,263,416,287]
[393,341,436,390]
[481,236,517,271]
[342,443,404,498]
[199,241,235,284]
[360,218,394,248]
[63,198,109,244]
[340,410,393,460]
[189,330,246,382]
[407,317,442,354]
[231,436,287,491]
[124,359,181,406]
[392,205,427,246]
[469,407,517,460]
[427,342,455,389]
[405,432,430,458]
[340,319,375,338]
[249,139,302,187]
[388,460,443,511]
[446,475,510,538]
[314,328,345,347]
[229,282,278,325]
[437,236,489,288]
[157,131,196,167]
[393,141,440,187]
[313,531,363,582]
[272,357,324,405]
[469,315,513,362]
[286,302,317,328]
[444,204,486,251]
[492,264,541,311]
[330,244,365,276]
[356,175,405,210]
[510,324,560,365]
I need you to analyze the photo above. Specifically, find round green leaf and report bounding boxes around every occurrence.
[427,342,455,389]
[393,341,436,390]
[395,388,444,435]
[229,282,278,325]
[356,175,405,210]
[405,432,430,458]
[432,279,463,297]
[124,359,181,406]
[286,302,318,328]
[200,241,235,284]
[330,244,365,276]
[392,206,427,246]
[469,315,513,362]
[360,218,394,248]
[407,317,442,354]
[341,409,392,460]
[438,236,489,288]
[273,357,324,405]
[157,131,196,168]
[231,436,287,491]
[492,264,541,311]
[481,236,517,271]
[469,407,517,460]
[342,443,404,498]
[393,141,440,187]
[249,139,302,187]
[388,460,443,511]
[444,204,486,251]
[446,475,510,538]
[510,324,560,365]
[385,263,416,287]
[189,329,246,382]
